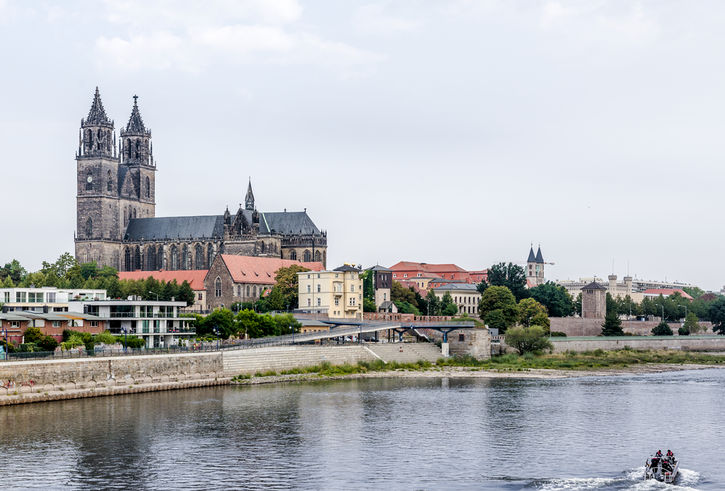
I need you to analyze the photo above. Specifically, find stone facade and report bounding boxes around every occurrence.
[581,281,607,319]
[74,89,327,271]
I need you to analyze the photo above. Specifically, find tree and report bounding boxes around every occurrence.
[652,321,673,336]
[200,308,237,339]
[504,326,553,355]
[41,252,78,278]
[363,298,376,313]
[391,281,418,308]
[528,282,575,317]
[425,290,441,316]
[440,293,458,316]
[23,327,44,344]
[682,286,706,299]
[361,270,375,302]
[38,335,59,352]
[274,265,310,309]
[683,312,702,334]
[0,259,26,284]
[709,297,725,334]
[601,311,624,336]
[518,298,548,327]
[484,262,529,301]
[478,286,519,332]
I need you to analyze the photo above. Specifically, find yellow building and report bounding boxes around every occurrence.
[297,265,363,319]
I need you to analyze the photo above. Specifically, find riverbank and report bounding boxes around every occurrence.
[230,350,725,385]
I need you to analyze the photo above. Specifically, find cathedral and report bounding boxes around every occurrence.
[75,88,327,272]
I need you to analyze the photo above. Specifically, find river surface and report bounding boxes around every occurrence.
[0,368,723,490]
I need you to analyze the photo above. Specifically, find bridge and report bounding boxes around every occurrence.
[225,319,479,356]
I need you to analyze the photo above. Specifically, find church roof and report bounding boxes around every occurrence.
[261,211,321,236]
[582,281,606,291]
[527,247,536,263]
[535,247,544,264]
[125,216,224,241]
[118,270,208,290]
[85,87,112,126]
[124,95,147,134]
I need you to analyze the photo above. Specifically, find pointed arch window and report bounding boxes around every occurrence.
[207,245,214,269]
[85,217,93,238]
[195,244,204,269]
[215,277,222,297]
[107,170,113,192]
[124,248,132,271]
[314,251,321,262]
[303,250,311,262]
[290,250,297,261]
[170,246,179,271]
[146,176,150,199]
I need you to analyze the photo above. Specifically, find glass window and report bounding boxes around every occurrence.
[215,277,222,297]
[3,292,9,302]
[16,292,26,302]
[317,298,321,307]
[317,284,321,293]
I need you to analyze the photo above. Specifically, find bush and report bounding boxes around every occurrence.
[23,327,44,344]
[62,334,85,350]
[94,331,117,345]
[550,331,567,337]
[38,335,59,352]
[0,339,16,353]
[678,326,690,336]
[652,321,673,336]
[504,325,553,355]
[18,342,38,352]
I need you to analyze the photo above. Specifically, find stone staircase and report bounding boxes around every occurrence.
[222,345,376,375]
[363,343,442,363]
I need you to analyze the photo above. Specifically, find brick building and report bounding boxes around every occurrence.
[205,255,322,310]
[74,88,328,272]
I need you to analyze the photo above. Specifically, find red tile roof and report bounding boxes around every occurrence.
[118,270,208,290]
[217,255,323,284]
[642,288,693,300]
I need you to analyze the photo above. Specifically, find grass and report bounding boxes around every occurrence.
[230,349,725,382]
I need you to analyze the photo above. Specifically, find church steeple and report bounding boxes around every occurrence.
[245,179,255,210]
[120,95,152,166]
[79,87,114,158]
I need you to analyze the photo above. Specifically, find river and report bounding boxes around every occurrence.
[0,368,723,490]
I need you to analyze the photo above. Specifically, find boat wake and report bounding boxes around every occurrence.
[530,467,701,491]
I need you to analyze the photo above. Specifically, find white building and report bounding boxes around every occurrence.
[0,287,106,312]
[69,300,194,348]
[432,283,481,316]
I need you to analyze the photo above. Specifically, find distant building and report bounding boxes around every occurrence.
[642,288,693,300]
[432,283,481,316]
[557,274,693,302]
[118,269,208,311]
[69,299,192,348]
[367,265,396,312]
[0,287,106,312]
[0,310,104,345]
[389,261,487,284]
[526,245,545,287]
[297,265,363,319]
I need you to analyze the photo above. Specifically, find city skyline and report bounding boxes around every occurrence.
[1,1,724,289]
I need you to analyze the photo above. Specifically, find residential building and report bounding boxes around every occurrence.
[432,283,481,316]
[389,261,486,284]
[642,288,693,300]
[367,265,396,312]
[74,88,327,272]
[205,255,323,310]
[69,300,193,348]
[118,269,208,311]
[0,287,106,312]
[0,310,105,344]
[297,265,364,319]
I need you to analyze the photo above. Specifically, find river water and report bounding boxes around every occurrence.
[0,368,723,490]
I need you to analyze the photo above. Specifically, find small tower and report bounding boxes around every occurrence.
[245,179,255,211]
[119,95,156,219]
[581,281,607,319]
[526,244,545,287]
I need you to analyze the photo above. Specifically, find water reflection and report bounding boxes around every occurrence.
[0,369,722,490]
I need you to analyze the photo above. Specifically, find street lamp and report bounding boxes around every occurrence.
[148,291,159,301]
[121,327,127,352]
[213,327,220,350]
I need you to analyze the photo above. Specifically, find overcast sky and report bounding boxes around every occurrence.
[1,0,723,290]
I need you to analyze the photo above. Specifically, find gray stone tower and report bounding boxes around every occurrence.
[245,179,255,211]
[581,281,607,319]
[75,87,122,265]
[118,95,156,225]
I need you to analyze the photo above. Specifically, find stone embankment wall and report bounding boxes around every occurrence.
[550,318,714,337]
[550,336,725,353]
[0,352,226,406]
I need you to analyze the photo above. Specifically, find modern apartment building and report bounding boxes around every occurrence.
[0,287,106,312]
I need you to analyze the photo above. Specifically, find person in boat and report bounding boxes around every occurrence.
[666,450,674,459]
[656,450,663,457]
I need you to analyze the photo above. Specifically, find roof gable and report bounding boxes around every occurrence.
[217,255,323,284]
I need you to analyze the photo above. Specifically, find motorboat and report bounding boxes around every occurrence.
[645,452,678,483]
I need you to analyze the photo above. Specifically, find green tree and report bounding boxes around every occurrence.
[483,310,508,332]
[682,286,706,299]
[683,312,702,334]
[478,286,519,332]
[202,309,237,339]
[708,297,725,334]
[601,311,624,336]
[504,326,553,355]
[23,327,44,344]
[391,281,418,308]
[440,293,458,316]
[483,262,529,301]
[274,265,311,309]
[652,321,673,336]
[528,282,575,317]
[38,335,59,352]
[0,259,27,284]
[361,270,375,302]
[517,298,548,328]
[363,298,376,313]
[425,290,441,316]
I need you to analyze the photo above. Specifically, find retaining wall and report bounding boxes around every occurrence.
[550,317,714,337]
[550,336,725,353]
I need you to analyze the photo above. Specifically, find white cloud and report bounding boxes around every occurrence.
[94,1,383,76]
[354,3,423,34]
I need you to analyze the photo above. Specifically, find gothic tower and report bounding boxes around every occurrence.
[526,244,545,287]
[245,179,255,211]
[119,95,156,228]
[75,87,122,266]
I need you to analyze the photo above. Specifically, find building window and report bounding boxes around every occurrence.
[146,176,151,198]
[197,293,203,300]
[303,250,311,262]
[317,284,321,293]
[90,321,99,327]
[10,321,20,329]
[247,285,251,297]
[459,334,465,342]
[215,277,222,297]
[317,298,321,307]
[307,285,311,293]
[307,299,311,307]
[290,250,297,260]
[15,292,26,303]
[334,297,339,306]
[351,285,355,292]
